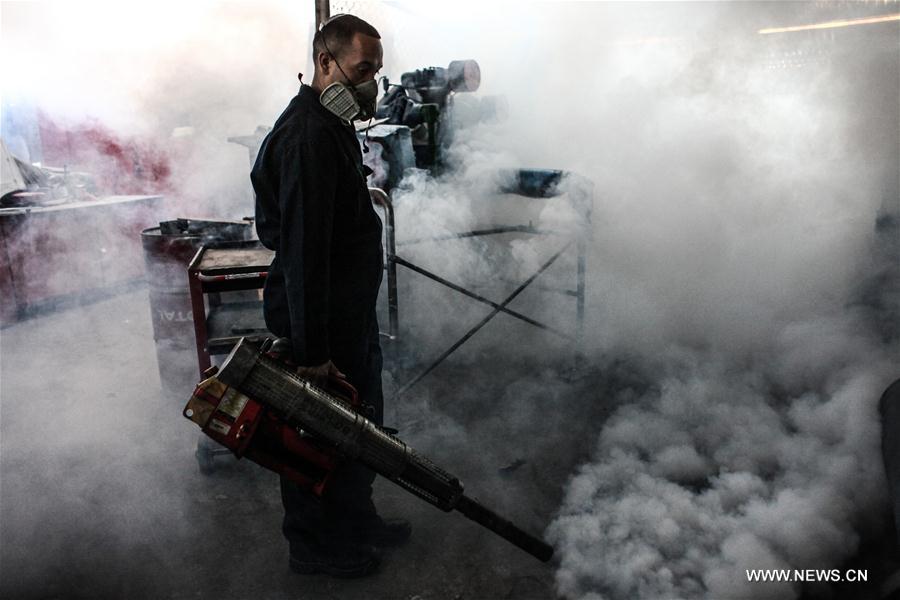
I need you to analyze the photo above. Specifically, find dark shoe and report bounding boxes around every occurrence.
[357,516,412,547]
[288,543,380,578]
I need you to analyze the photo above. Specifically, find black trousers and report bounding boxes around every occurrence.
[280,316,385,553]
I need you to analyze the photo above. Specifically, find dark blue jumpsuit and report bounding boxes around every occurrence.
[251,84,384,552]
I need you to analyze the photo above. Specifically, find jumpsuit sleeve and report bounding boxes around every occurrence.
[251,133,281,251]
[277,130,340,366]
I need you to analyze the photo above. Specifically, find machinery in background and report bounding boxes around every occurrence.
[1,138,98,207]
[375,59,481,169]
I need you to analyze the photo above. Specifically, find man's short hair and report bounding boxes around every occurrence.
[313,14,380,62]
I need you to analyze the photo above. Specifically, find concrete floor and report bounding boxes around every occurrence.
[0,287,610,600]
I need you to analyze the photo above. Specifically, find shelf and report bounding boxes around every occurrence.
[205,300,271,355]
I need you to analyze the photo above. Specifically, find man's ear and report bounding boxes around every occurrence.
[316,50,332,76]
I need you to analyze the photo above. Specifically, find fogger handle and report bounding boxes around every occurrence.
[455,495,553,562]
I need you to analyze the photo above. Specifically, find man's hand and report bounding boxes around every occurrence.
[296,360,346,385]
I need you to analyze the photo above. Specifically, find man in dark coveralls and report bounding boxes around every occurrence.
[250,14,410,578]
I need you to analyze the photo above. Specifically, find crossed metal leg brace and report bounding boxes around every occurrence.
[394,241,574,397]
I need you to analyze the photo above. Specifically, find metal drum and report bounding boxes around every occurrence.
[141,219,252,398]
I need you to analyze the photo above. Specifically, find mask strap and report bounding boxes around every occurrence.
[322,37,354,86]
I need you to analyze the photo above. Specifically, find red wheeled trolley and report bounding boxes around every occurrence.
[186,240,273,378]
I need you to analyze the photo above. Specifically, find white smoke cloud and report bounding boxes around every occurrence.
[357,2,899,598]
[548,348,892,599]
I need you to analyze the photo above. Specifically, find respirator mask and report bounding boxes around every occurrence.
[320,77,378,123]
